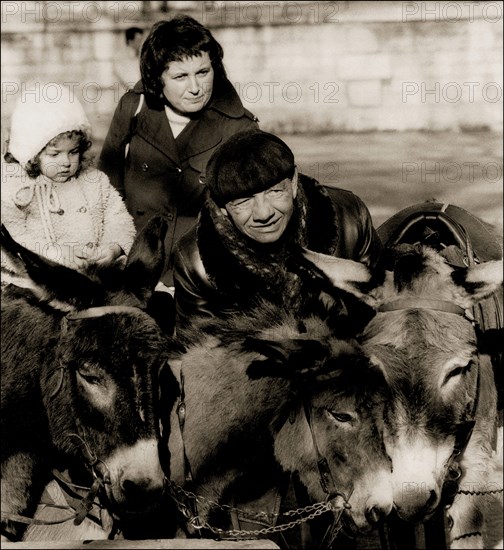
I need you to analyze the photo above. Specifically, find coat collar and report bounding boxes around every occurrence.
[197,174,339,305]
[208,79,249,119]
[131,79,249,163]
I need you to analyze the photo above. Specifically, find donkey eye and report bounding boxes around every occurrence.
[328,411,353,423]
[77,367,102,385]
[79,373,101,385]
[443,362,471,385]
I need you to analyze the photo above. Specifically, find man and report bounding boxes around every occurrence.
[113,26,144,91]
[173,129,382,325]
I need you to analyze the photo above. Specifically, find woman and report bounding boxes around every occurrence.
[99,14,258,285]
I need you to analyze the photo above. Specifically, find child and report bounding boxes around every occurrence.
[1,89,136,283]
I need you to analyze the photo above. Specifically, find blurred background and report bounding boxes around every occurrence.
[1,0,502,230]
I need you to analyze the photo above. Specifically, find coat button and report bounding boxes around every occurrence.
[142,163,149,171]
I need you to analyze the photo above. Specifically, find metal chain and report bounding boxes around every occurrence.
[457,487,503,496]
[446,485,504,546]
[196,502,339,538]
[168,481,270,518]
[166,478,343,520]
[165,479,348,538]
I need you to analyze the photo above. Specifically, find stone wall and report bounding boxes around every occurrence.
[1,0,502,144]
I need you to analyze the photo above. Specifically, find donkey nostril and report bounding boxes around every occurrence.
[121,478,164,506]
[122,478,137,495]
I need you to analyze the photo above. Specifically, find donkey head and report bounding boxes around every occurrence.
[362,245,502,521]
[244,328,393,533]
[299,245,502,521]
[1,217,177,518]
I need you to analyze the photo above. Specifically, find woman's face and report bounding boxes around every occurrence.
[161,52,214,115]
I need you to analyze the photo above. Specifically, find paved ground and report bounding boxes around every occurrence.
[90,130,503,233]
[280,131,503,232]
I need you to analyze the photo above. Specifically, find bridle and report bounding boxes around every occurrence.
[377,298,481,502]
[54,305,146,525]
[301,394,354,549]
[378,298,470,319]
[2,305,146,533]
[168,362,352,547]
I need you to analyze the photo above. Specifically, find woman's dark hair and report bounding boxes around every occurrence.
[4,130,92,178]
[140,15,226,109]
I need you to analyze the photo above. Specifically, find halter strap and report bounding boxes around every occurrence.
[303,399,339,499]
[378,298,468,317]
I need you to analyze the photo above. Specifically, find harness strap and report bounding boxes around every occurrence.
[174,369,202,538]
[51,470,117,535]
[302,400,338,499]
[1,511,77,526]
[378,299,468,317]
[0,473,104,529]
[441,359,480,507]
[177,371,194,484]
[73,478,103,526]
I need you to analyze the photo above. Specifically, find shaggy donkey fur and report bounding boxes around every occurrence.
[1,217,178,542]
[303,244,503,550]
[163,300,394,541]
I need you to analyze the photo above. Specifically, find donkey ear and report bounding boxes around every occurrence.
[244,338,296,380]
[242,337,294,363]
[451,260,503,306]
[244,337,328,380]
[247,358,291,380]
[301,248,376,305]
[1,224,102,309]
[242,337,327,364]
[123,216,169,304]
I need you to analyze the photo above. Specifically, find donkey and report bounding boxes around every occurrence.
[161,299,394,545]
[1,217,178,542]
[301,245,503,549]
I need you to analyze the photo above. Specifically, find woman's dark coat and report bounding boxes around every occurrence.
[99,79,258,284]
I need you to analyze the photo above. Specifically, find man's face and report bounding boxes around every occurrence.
[222,176,298,244]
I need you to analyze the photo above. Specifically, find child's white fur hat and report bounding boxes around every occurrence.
[8,87,91,164]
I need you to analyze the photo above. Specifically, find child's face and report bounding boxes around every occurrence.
[39,135,80,182]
